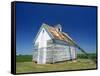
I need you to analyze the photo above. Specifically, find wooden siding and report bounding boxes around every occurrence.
[70,46,76,59]
[32,44,76,63]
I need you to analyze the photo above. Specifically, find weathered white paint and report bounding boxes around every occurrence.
[35,28,51,64]
[70,46,76,59]
[66,46,71,60]
[35,28,51,43]
[33,25,76,64]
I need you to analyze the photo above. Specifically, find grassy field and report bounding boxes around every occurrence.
[16,54,97,74]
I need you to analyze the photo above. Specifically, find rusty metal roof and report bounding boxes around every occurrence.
[46,25,74,45]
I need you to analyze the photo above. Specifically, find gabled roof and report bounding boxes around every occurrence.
[33,23,75,46]
[45,24,74,45]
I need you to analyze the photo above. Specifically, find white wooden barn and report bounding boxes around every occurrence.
[32,23,76,64]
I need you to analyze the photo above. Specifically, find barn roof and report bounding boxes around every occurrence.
[33,23,75,46]
[43,23,75,46]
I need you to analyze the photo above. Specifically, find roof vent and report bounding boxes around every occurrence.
[55,24,62,32]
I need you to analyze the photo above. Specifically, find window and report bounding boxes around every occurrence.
[42,30,44,33]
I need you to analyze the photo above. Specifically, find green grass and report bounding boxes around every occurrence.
[16,59,97,73]
[16,55,32,62]
[16,54,97,73]
[16,53,96,62]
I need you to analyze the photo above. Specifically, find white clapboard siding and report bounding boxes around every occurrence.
[46,44,71,63]
[70,46,76,59]
[35,28,51,44]
[65,46,71,60]
[33,25,76,64]
[36,28,52,64]
[32,51,37,61]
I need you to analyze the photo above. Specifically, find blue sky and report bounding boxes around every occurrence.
[16,2,97,55]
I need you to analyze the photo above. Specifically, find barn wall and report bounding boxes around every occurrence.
[45,44,72,63]
[46,47,53,63]
[70,46,76,59]
[32,46,76,63]
[33,39,76,63]
[32,49,38,61]
[53,44,71,62]
[35,28,51,44]
[32,45,76,63]
[33,27,52,64]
